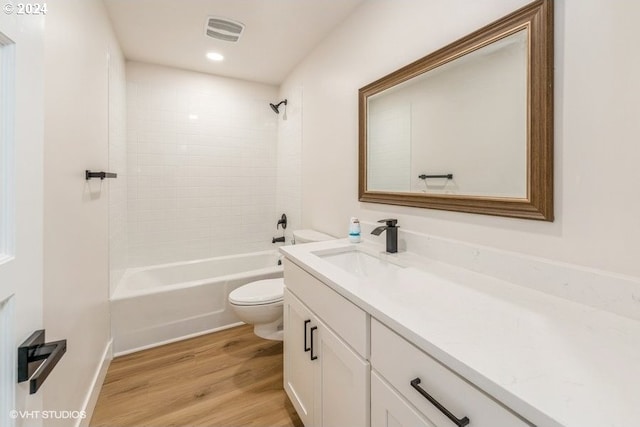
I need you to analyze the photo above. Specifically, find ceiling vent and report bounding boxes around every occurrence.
[205,17,244,43]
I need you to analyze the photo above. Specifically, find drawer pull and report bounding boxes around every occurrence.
[310,326,318,360]
[304,320,311,352]
[410,378,470,427]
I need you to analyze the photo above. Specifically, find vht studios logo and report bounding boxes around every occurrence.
[9,410,86,420]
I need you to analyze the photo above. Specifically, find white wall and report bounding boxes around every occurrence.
[283,0,640,279]
[42,0,124,423]
[126,62,279,267]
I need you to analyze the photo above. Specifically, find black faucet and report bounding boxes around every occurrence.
[273,214,287,244]
[371,219,398,253]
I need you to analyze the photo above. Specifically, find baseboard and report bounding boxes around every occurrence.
[113,322,245,357]
[76,339,113,427]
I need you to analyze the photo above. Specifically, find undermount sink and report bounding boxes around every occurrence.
[313,247,405,279]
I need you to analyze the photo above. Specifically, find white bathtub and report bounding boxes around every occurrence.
[111,250,283,355]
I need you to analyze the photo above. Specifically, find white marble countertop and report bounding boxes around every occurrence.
[280,239,640,427]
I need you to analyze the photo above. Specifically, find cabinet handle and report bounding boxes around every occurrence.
[304,320,311,352]
[410,378,470,427]
[310,326,318,361]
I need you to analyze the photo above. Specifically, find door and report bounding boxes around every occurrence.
[315,317,369,427]
[283,289,316,426]
[0,10,45,427]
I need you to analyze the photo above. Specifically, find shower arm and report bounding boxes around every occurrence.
[270,99,288,114]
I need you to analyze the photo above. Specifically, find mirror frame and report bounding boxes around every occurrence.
[359,0,553,221]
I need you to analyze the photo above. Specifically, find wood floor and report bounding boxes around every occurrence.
[90,325,302,427]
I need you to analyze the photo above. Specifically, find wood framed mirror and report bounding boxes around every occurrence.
[359,0,553,221]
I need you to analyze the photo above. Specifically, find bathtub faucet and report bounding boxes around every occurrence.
[272,236,285,244]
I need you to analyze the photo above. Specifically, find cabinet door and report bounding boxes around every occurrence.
[372,371,435,427]
[284,289,316,426]
[314,317,369,427]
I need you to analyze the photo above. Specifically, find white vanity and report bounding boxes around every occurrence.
[280,239,640,427]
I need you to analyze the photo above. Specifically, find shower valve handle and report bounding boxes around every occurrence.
[277,213,287,230]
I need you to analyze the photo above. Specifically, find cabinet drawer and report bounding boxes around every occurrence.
[372,371,435,427]
[284,260,368,357]
[371,319,532,427]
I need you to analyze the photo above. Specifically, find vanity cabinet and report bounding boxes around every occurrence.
[283,259,531,427]
[283,262,369,427]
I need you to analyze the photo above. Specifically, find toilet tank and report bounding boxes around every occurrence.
[292,229,334,244]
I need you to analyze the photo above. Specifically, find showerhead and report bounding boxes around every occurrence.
[269,99,287,114]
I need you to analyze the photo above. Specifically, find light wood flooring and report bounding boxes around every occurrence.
[90,325,302,427]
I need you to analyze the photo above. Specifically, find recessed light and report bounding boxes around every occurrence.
[206,52,224,62]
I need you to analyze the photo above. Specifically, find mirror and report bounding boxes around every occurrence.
[359,0,553,221]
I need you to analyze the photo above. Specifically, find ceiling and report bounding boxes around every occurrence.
[103,0,364,86]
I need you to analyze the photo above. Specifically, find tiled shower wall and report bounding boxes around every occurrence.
[126,62,279,267]
[108,49,128,294]
[275,86,303,244]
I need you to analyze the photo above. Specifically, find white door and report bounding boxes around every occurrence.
[0,10,45,427]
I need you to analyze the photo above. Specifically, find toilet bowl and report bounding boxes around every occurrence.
[229,278,285,341]
[228,229,334,341]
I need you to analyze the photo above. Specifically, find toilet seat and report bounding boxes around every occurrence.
[229,278,284,306]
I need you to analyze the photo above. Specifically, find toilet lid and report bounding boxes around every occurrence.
[229,278,284,305]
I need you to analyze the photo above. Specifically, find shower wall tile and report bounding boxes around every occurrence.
[109,48,128,295]
[275,86,303,244]
[126,62,279,267]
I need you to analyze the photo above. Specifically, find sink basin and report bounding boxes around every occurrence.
[314,247,405,279]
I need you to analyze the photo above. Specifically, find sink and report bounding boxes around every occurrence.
[314,247,405,279]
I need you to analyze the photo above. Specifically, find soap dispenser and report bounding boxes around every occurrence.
[349,217,361,243]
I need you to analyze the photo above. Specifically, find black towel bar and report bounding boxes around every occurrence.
[85,170,117,180]
[418,174,453,180]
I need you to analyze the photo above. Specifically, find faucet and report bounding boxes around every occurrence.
[371,219,398,253]
[273,214,287,244]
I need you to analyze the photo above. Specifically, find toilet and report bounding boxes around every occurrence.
[228,229,334,341]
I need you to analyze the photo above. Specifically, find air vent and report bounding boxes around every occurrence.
[205,17,244,43]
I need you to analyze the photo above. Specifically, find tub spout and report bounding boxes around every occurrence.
[272,236,285,244]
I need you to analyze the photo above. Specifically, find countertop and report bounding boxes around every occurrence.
[280,239,640,427]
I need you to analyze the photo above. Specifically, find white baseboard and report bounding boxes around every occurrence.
[76,339,112,427]
[113,322,244,357]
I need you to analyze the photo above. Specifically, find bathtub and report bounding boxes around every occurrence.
[111,250,283,355]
